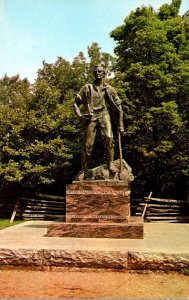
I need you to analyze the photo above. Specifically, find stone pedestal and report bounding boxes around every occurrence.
[47,180,143,239]
[66,180,130,223]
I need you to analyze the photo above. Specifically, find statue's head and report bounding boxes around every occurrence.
[93,65,106,79]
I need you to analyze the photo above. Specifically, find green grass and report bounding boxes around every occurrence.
[182,269,189,276]
[0,219,24,230]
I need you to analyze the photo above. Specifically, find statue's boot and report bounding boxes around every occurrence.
[75,171,85,181]
[108,161,118,173]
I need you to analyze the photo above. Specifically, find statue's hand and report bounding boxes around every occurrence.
[119,126,124,135]
[74,103,84,122]
[82,114,92,122]
[78,114,92,123]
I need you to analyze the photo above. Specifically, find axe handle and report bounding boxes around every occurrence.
[118,130,123,174]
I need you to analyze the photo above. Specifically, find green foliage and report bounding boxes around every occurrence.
[0,74,30,106]
[0,74,74,188]
[0,43,113,191]
[110,0,189,197]
[158,0,181,20]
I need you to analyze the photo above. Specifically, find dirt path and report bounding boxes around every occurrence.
[0,269,188,298]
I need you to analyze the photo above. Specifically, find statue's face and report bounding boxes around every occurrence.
[93,67,105,79]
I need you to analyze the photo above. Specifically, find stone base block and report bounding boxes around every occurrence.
[46,217,143,239]
[66,180,130,223]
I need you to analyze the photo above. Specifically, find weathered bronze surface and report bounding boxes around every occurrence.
[74,65,124,180]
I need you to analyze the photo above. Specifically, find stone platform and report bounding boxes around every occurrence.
[0,221,189,271]
[46,180,143,239]
[47,216,143,238]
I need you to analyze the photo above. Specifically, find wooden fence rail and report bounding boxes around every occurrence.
[1,189,189,223]
[131,194,189,223]
[17,193,66,221]
[0,191,66,222]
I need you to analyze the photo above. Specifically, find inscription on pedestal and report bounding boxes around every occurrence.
[66,181,130,223]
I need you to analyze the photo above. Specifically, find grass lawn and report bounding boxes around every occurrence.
[0,219,24,230]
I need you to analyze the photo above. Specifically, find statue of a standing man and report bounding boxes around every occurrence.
[74,64,124,180]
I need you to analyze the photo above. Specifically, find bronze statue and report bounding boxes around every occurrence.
[74,65,124,180]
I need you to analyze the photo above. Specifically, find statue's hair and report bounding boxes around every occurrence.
[93,64,104,70]
[93,64,106,75]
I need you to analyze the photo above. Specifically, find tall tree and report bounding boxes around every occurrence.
[110,0,189,197]
[0,75,31,187]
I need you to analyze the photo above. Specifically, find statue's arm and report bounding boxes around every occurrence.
[118,104,124,133]
[73,85,88,121]
[73,93,83,121]
[74,84,92,122]
[113,91,124,132]
[107,85,124,133]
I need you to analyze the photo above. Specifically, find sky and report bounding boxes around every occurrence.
[0,0,188,83]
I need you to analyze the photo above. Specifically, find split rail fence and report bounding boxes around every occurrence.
[131,193,189,223]
[0,191,65,222]
[0,190,188,223]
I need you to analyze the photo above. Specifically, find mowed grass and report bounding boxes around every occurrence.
[0,219,24,230]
